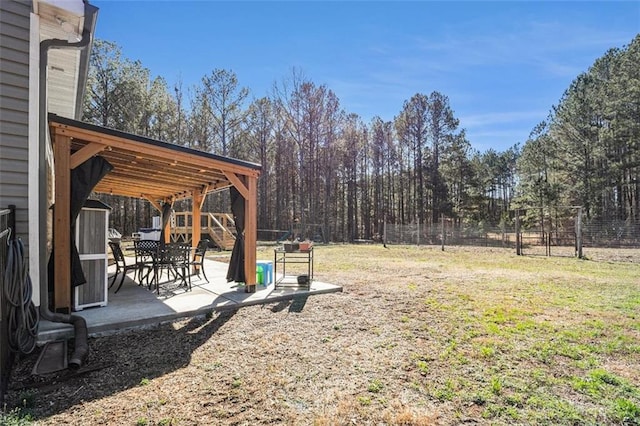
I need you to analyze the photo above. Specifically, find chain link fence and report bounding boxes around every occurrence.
[384,214,640,262]
[384,221,518,247]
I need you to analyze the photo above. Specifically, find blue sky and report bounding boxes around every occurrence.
[92,1,639,153]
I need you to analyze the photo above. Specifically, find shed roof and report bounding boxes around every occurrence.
[48,114,261,204]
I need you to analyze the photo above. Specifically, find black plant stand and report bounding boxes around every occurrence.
[274,247,313,288]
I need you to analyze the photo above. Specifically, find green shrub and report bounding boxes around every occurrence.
[0,408,34,426]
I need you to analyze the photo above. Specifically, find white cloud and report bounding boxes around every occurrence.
[460,111,548,129]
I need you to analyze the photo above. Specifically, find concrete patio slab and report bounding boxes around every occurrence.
[37,258,342,342]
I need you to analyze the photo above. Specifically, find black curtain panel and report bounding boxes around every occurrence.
[159,202,173,249]
[226,186,245,283]
[48,156,113,292]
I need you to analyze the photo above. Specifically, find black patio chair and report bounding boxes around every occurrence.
[189,239,209,283]
[168,242,192,291]
[133,239,160,289]
[108,241,139,293]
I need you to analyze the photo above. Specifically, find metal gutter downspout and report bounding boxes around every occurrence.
[38,1,98,369]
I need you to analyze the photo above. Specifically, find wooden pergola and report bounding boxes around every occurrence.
[48,114,261,312]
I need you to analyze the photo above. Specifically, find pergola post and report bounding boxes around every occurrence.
[191,191,204,274]
[163,216,171,245]
[243,175,258,292]
[53,134,71,313]
[192,192,204,247]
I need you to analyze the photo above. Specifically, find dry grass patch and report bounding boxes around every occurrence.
[4,244,640,425]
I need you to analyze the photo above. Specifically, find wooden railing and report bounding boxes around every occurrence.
[171,212,236,250]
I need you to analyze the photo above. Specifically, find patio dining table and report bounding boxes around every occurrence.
[132,240,192,293]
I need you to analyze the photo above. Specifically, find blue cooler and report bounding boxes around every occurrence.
[256,260,273,285]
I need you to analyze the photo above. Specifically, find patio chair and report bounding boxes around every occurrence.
[133,239,160,289]
[108,241,138,293]
[168,243,192,291]
[189,239,210,283]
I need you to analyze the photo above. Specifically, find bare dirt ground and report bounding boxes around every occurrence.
[4,244,640,425]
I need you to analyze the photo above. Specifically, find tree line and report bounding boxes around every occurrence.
[83,35,638,242]
[516,34,640,228]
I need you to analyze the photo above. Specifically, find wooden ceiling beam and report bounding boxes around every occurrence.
[103,163,228,186]
[97,172,200,191]
[145,197,163,213]
[223,171,248,199]
[96,176,186,193]
[70,142,106,169]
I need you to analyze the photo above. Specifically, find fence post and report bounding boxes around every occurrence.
[441,214,445,251]
[546,232,551,256]
[575,207,583,258]
[383,221,387,247]
[515,209,521,255]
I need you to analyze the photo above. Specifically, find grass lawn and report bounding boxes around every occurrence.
[4,244,640,425]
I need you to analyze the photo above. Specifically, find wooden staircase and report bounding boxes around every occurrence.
[171,212,236,250]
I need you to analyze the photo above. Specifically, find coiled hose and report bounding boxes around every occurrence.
[3,238,38,354]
